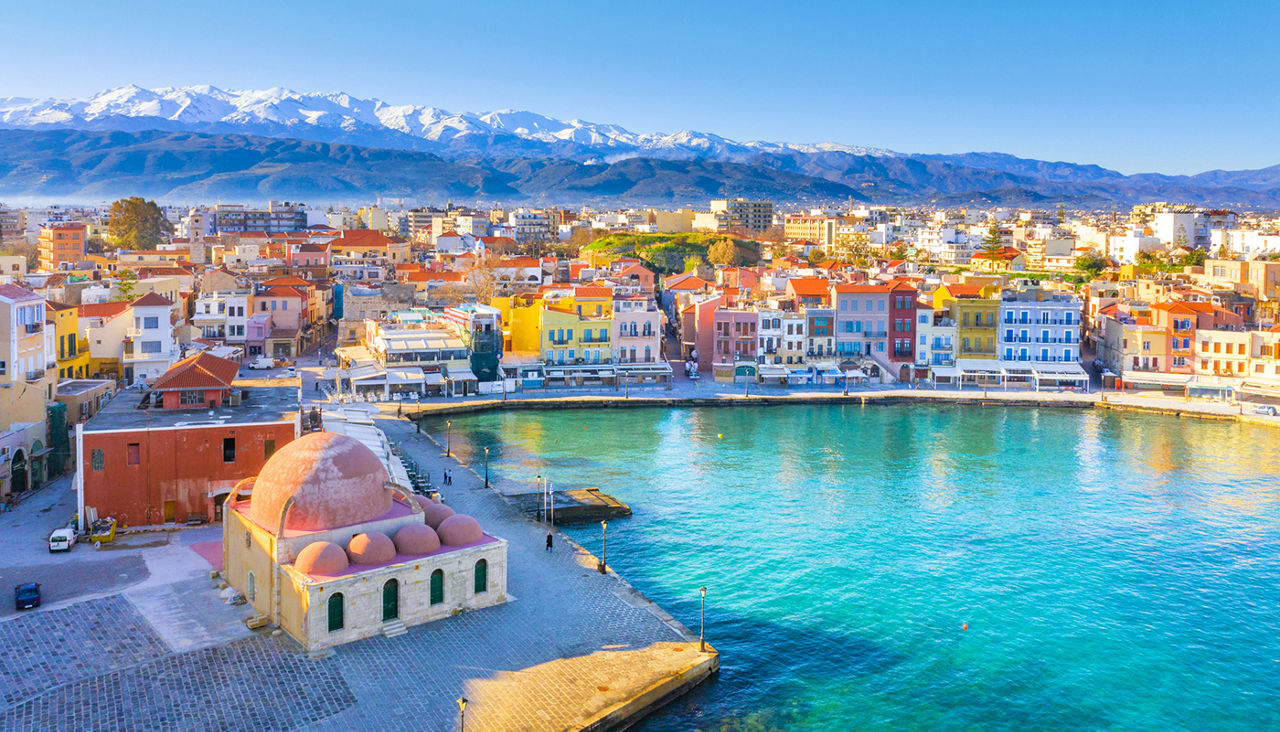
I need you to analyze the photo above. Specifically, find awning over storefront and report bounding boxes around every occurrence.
[448,367,478,382]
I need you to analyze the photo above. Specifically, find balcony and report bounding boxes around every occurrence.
[24,323,42,335]
[24,369,46,381]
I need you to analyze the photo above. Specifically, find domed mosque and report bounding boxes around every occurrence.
[222,431,508,651]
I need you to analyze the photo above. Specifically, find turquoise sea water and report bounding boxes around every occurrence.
[430,405,1280,730]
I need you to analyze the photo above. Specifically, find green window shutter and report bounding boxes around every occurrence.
[327,593,344,632]
[474,559,488,594]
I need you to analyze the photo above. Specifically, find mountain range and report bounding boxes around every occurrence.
[0,85,1278,207]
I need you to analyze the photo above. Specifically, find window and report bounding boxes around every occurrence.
[91,448,104,471]
[179,390,204,405]
[247,571,256,602]
[223,437,236,463]
[143,316,159,329]
[328,593,345,632]
[127,443,140,466]
[430,569,444,605]
[140,341,162,354]
[265,439,276,460]
[474,559,488,594]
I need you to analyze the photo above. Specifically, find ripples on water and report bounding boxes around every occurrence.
[431,405,1280,731]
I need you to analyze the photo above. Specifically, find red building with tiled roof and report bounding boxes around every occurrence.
[147,352,241,409]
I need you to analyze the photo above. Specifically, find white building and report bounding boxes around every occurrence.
[997,289,1082,364]
[123,293,182,383]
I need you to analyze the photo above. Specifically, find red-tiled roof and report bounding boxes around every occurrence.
[574,286,612,298]
[666,276,712,291]
[78,301,131,319]
[832,284,890,294]
[131,292,173,307]
[0,284,41,302]
[786,277,831,297]
[149,352,240,392]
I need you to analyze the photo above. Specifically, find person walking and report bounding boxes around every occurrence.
[546,531,553,552]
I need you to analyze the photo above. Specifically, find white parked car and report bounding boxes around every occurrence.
[48,528,76,553]
[248,356,274,370]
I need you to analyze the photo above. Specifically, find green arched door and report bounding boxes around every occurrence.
[382,579,399,621]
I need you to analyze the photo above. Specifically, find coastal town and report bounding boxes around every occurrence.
[1,195,1278,729]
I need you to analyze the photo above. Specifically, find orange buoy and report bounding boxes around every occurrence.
[962,623,968,631]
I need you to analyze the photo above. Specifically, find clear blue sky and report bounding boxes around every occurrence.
[3,0,1276,175]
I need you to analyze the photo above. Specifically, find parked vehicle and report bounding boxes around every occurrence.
[1254,405,1278,416]
[248,356,274,370]
[48,528,76,553]
[14,582,40,611]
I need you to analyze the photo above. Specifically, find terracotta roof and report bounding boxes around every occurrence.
[496,257,541,268]
[666,276,712,291]
[0,284,41,302]
[262,276,310,287]
[406,271,464,282]
[971,246,1025,261]
[77,301,131,319]
[45,299,75,312]
[940,284,987,298]
[149,352,240,392]
[574,286,612,298]
[832,284,890,294]
[131,292,173,307]
[786,277,831,297]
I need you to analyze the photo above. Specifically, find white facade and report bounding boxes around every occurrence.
[997,291,1082,363]
[124,302,181,382]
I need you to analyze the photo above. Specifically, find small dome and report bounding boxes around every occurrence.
[421,502,456,530]
[438,514,483,546]
[393,523,441,555]
[413,494,436,511]
[248,432,392,533]
[294,541,349,576]
[347,532,396,565]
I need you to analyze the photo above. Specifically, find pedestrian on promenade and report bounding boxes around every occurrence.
[546,531,553,552]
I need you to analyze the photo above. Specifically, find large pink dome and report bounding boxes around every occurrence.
[438,514,483,546]
[421,501,456,530]
[347,531,396,565]
[294,541,350,576]
[248,432,392,533]
[393,523,441,555]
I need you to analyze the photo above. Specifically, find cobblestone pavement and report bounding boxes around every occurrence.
[0,414,704,732]
[0,596,169,707]
[0,634,355,732]
[0,556,148,619]
[306,416,698,731]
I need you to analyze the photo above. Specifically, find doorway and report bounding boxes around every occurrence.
[382,579,399,621]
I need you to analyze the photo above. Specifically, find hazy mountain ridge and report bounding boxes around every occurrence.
[0,86,1278,206]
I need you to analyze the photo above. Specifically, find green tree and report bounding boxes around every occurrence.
[1075,251,1108,278]
[682,254,703,273]
[707,237,739,266]
[115,269,139,300]
[889,243,909,261]
[1135,250,1161,266]
[1057,203,1066,225]
[982,222,1003,251]
[106,197,173,250]
[1181,249,1207,267]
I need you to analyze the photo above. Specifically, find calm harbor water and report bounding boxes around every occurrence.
[430,405,1280,730]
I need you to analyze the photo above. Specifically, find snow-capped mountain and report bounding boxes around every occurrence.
[0,85,895,162]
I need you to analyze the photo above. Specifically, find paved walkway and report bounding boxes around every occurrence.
[311,415,713,731]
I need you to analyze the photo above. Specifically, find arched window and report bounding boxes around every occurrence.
[382,579,399,621]
[328,593,345,632]
[247,571,256,603]
[430,569,444,605]
[474,559,488,594]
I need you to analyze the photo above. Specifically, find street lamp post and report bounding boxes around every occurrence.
[483,446,490,490]
[598,520,607,573]
[537,474,543,521]
[446,420,452,457]
[457,697,468,732]
[699,586,707,653]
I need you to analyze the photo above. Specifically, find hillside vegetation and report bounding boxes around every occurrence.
[584,233,761,273]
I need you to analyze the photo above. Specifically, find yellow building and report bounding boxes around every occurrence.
[47,301,90,379]
[494,287,616,360]
[934,284,999,360]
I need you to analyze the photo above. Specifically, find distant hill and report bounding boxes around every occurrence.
[0,126,1278,207]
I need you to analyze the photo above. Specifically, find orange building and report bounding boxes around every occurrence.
[38,223,88,272]
[75,355,300,526]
